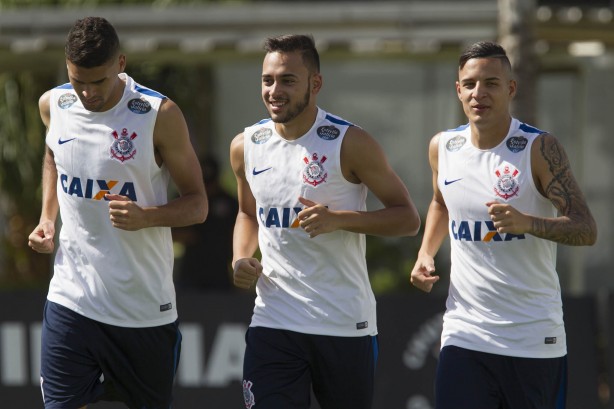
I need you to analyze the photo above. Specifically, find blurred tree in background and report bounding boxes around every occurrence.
[0,0,423,294]
[0,0,219,287]
[0,62,421,294]
[0,72,55,287]
[0,62,215,288]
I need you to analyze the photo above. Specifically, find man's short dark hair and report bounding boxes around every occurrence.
[263,34,320,74]
[65,17,120,68]
[459,41,512,72]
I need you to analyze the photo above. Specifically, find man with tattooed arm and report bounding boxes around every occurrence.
[410,41,597,409]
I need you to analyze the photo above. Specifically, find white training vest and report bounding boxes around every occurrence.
[244,107,376,337]
[438,118,565,358]
[46,73,176,328]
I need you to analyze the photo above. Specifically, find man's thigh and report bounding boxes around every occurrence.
[40,301,105,409]
[242,327,312,409]
[40,301,182,409]
[435,345,567,409]
[310,333,378,409]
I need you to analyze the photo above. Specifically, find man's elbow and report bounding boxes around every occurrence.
[405,213,421,237]
[193,194,208,224]
[198,200,209,224]
[568,220,597,246]
[396,208,421,237]
[586,223,598,246]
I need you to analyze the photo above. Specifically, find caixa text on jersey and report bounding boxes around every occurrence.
[60,174,137,201]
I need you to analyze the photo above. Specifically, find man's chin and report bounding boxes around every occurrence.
[270,114,288,124]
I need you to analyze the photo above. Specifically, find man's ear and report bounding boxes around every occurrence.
[118,54,127,73]
[509,79,517,98]
[312,73,323,94]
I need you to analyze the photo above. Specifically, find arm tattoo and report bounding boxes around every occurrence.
[533,134,596,246]
[542,136,572,214]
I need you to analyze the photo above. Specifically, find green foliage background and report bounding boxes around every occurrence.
[0,72,55,287]
[0,0,424,294]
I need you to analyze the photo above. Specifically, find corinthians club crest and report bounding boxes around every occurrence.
[303,152,328,186]
[243,380,255,409]
[493,163,520,200]
[110,128,137,162]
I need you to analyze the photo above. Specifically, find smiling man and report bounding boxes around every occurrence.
[410,41,597,409]
[230,34,420,409]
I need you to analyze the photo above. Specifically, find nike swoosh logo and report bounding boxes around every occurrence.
[58,137,76,145]
[444,178,463,185]
[252,167,272,176]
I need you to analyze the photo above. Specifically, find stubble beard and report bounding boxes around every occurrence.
[270,83,311,124]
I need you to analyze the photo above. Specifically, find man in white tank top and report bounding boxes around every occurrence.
[230,34,421,409]
[27,17,207,409]
[410,41,597,409]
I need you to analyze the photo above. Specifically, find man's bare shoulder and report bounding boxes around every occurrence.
[38,90,53,127]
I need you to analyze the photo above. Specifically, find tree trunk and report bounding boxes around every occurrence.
[498,0,538,125]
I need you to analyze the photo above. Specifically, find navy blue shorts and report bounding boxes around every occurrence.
[435,345,567,409]
[242,326,378,409]
[40,300,182,409]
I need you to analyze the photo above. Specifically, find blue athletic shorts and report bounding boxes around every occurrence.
[242,326,378,409]
[435,345,567,409]
[40,300,182,409]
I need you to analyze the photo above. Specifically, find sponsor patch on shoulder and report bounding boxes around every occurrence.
[127,98,152,114]
[317,125,340,140]
[506,136,528,153]
[251,128,273,144]
[446,135,466,152]
[58,93,78,109]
